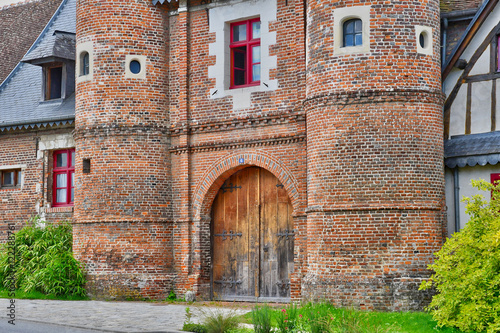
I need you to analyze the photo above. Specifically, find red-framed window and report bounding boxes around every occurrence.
[52,149,75,207]
[492,173,500,185]
[497,36,500,72]
[230,18,261,88]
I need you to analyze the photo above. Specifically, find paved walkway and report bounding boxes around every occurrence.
[2,299,252,333]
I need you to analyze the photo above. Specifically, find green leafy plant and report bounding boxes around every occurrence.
[167,289,177,301]
[197,307,241,333]
[420,179,500,333]
[183,323,208,333]
[252,304,273,333]
[303,302,332,333]
[0,217,86,297]
[276,303,299,333]
[183,306,208,332]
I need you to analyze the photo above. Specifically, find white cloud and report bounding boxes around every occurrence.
[0,0,27,7]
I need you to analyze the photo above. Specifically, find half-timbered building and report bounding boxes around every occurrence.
[443,0,500,235]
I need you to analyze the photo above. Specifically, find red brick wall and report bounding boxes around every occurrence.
[74,0,308,300]
[0,131,39,239]
[0,127,75,241]
[75,0,173,299]
[73,0,444,309]
[304,0,445,310]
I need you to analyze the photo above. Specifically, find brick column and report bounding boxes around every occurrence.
[74,0,173,300]
[304,0,445,310]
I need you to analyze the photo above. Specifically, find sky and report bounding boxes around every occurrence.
[0,0,27,6]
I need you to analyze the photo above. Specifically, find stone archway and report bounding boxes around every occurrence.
[190,151,302,301]
[193,151,300,220]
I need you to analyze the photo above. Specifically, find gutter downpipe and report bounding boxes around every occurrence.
[442,18,448,70]
[454,167,460,233]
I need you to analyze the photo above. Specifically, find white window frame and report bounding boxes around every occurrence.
[334,5,371,55]
[208,0,278,110]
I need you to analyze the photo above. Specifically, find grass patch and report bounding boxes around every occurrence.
[243,303,474,333]
[351,310,468,333]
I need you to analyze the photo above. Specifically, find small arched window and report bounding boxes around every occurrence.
[343,19,362,47]
[80,51,89,76]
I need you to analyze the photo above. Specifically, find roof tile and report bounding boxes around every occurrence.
[0,0,62,84]
[440,0,483,13]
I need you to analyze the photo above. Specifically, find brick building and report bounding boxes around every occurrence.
[0,0,491,310]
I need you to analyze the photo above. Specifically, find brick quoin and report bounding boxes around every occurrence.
[71,0,444,309]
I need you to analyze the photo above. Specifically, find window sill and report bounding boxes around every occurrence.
[46,206,73,213]
[0,187,21,191]
[40,99,63,105]
[230,82,260,89]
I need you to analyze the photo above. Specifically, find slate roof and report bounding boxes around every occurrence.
[0,0,62,84]
[0,0,75,132]
[445,132,500,168]
[22,30,75,64]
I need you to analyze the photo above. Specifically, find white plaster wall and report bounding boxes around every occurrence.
[208,0,278,110]
[443,68,463,96]
[496,79,500,131]
[450,165,500,231]
[469,46,490,76]
[449,84,467,137]
[461,6,500,64]
[444,6,500,112]
[471,80,492,134]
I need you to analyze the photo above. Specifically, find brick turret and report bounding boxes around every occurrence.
[304,0,445,310]
[73,0,173,299]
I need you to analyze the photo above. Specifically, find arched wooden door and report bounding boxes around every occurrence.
[211,167,294,301]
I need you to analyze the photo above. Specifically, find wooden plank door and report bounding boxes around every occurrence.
[212,167,259,300]
[211,167,293,300]
[259,168,294,298]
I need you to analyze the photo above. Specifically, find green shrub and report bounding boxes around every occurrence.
[420,179,500,333]
[276,303,299,333]
[183,323,208,333]
[198,307,241,333]
[0,217,86,297]
[167,289,177,301]
[302,302,332,333]
[252,304,273,333]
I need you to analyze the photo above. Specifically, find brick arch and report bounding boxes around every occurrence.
[193,150,301,220]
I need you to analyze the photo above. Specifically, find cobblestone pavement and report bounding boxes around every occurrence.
[2,299,252,333]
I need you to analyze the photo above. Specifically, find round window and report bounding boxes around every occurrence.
[130,60,141,74]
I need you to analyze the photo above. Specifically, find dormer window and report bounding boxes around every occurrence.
[45,63,64,100]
